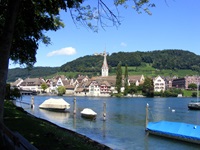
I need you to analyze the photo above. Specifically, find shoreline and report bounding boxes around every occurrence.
[17,105,113,150]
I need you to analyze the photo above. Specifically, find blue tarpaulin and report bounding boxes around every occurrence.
[147,121,200,142]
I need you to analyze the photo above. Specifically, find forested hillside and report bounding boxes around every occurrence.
[8,67,59,82]
[8,50,200,82]
[60,49,200,72]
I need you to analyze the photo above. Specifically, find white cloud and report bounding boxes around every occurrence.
[120,42,127,47]
[47,47,76,57]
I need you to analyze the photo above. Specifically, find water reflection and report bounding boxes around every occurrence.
[102,120,106,138]
[73,114,76,129]
[38,109,70,124]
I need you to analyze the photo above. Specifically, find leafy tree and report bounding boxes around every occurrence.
[142,77,154,97]
[0,0,153,138]
[192,92,197,97]
[188,83,197,90]
[116,62,122,93]
[128,83,137,95]
[154,88,183,97]
[5,84,21,100]
[10,88,21,100]
[41,83,48,93]
[124,64,129,95]
[57,86,66,96]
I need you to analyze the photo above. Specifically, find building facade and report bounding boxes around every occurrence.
[153,76,165,92]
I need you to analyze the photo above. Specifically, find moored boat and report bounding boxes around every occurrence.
[80,108,97,119]
[188,82,200,110]
[188,101,200,110]
[39,98,70,111]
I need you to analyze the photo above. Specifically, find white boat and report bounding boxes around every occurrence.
[80,108,97,119]
[188,82,200,110]
[188,101,200,110]
[39,98,70,111]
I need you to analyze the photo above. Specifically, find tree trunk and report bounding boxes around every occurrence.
[0,1,21,147]
[0,0,21,122]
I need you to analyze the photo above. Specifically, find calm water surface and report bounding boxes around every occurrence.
[15,96,200,150]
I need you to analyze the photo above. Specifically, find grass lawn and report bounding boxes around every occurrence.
[3,101,111,150]
[183,90,196,97]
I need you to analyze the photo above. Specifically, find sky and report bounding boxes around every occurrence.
[9,0,200,69]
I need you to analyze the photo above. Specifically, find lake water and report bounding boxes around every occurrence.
[15,96,200,150]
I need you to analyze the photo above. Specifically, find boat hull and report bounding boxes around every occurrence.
[39,107,67,112]
[81,114,97,120]
[80,108,97,120]
[188,103,200,110]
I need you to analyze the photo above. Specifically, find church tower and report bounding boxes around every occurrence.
[101,50,109,77]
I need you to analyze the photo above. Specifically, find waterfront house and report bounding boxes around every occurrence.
[153,75,165,92]
[128,75,145,86]
[88,80,101,96]
[19,77,45,93]
[172,76,200,89]
[76,75,89,83]
[10,78,23,89]
[65,84,75,95]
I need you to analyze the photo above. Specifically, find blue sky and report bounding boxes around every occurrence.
[9,0,200,69]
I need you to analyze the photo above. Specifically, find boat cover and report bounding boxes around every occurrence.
[147,121,200,141]
[81,108,97,115]
[39,98,70,109]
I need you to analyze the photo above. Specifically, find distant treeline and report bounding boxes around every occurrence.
[60,49,200,72]
[8,49,200,82]
[8,67,59,82]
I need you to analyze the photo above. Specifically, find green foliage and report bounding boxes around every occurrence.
[154,88,183,97]
[57,86,66,96]
[142,77,154,97]
[5,84,21,100]
[188,83,197,90]
[192,92,197,97]
[7,67,59,82]
[124,64,128,95]
[60,55,103,73]
[60,50,200,76]
[41,82,48,92]
[183,90,194,97]
[116,62,122,93]
[4,1,72,68]
[128,83,137,94]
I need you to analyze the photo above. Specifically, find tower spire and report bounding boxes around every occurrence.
[101,50,109,77]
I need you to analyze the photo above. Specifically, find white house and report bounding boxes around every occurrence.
[19,77,45,93]
[153,75,165,92]
[88,81,101,96]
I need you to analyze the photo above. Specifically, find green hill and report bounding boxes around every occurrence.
[8,67,59,82]
[8,49,200,82]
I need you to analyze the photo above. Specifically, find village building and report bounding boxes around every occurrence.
[128,75,145,86]
[172,76,200,89]
[153,75,165,92]
[10,78,23,89]
[163,77,173,90]
[19,77,45,94]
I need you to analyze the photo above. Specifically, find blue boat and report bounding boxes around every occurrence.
[146,121,200,144]
[145,104,200,144]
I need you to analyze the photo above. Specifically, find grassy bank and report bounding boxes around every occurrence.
[3,101,111,150]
